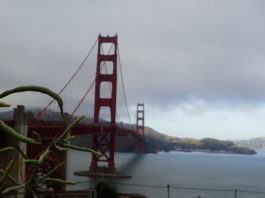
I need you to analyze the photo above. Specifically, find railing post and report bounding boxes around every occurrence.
[167,184,170,198]
[234,189,237,198]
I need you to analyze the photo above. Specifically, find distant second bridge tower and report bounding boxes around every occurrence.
[135,103,146,152]
[136,103,145,136]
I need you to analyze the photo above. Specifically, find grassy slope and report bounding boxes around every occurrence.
[144,127,256,154]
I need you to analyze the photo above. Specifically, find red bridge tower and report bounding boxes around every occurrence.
[136,103,145,136]
[90,35,118,172]
[135,103,146,152]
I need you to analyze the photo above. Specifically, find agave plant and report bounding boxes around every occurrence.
[0,86,101,198]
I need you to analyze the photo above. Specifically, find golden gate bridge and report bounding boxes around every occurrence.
[0,35,146,192]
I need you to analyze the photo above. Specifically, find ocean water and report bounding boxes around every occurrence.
[67,150,265,198]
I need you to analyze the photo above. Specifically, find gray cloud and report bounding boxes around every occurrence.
[0,0,265,117]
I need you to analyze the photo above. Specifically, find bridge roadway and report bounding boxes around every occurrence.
[1,120,141,138]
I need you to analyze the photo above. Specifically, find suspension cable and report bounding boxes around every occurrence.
[70,78,96,118]
[35,38,98,118]
[117,46,133,126]
[70,42,120,122]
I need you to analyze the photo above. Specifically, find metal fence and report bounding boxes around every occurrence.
[91,181,265,198]
[6,181,265,198]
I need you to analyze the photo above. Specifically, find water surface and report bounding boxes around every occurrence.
[68,150,265,198]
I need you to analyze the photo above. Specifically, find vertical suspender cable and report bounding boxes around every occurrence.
[117,46,133,126]
[35,38,98,118]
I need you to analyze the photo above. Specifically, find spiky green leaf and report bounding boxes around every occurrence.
[41,177,79,185]
[64,135,76,143]
[15,142,28,159]
[30,190,38,198]
[0,147,14,153]
[23,159,39,164]
[0,101,10,108]
[2,184,25,194]
[32,131,41,141]
[0,86,64,116]
[62,143,102,156]
[0,120,41,145]
[38,161,65,182]
[38,149,49,164]
[0,158,16,184]
[55,144,69,151]
[57,115,85,140]
[0,169,19,185]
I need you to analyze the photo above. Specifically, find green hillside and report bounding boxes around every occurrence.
[144,127,256,155]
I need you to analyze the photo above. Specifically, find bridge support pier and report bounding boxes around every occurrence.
[89,131,116,173]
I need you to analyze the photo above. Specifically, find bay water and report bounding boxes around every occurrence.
[67,150,265,198]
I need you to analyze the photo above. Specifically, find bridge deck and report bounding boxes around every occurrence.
[1,120,141,137]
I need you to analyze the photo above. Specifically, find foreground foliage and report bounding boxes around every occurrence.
[0,85,101,197]
[96,182,119,198]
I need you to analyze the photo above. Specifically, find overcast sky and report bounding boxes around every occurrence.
[1,0,265,140]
